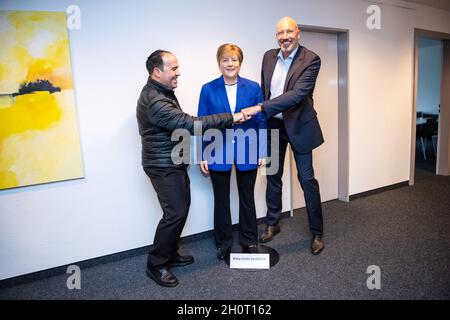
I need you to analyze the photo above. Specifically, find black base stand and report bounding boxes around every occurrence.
[224,244,279,270]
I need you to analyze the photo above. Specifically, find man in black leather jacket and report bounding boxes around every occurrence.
[136,50,248,287]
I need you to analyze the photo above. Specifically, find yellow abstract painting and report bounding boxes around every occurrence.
[0,11,84,190]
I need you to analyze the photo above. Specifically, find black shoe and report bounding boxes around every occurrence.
[242,244,259,253]
[260,224,280,243]
[217,247,230,260]
[311,234,324,255]
[169,252,194,267]
[146,267,178,287]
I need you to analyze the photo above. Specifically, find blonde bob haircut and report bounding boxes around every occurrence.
[216,43,244,65]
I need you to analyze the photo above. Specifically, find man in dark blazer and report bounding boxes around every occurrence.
[242,16,325,255]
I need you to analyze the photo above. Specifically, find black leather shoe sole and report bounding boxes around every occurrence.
[169,258,194,267]
[146,269,178,287]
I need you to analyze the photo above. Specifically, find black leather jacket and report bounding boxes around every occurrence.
[136,78,233,168]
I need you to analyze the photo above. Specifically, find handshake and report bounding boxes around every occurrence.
[232,104,263,123]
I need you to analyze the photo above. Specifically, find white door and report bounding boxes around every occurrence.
[290,31,339,210]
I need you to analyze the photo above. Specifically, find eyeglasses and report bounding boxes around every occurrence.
[276,29,296,37]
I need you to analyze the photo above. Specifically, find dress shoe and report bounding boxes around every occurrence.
[260,224,280,243]
[242,244,259,253]
[217,247,230,260]
[311,234,324,255]
[169,252,194,267]
[146,267,178,287]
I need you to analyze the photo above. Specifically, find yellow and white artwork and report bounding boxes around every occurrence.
[0,10,84,190]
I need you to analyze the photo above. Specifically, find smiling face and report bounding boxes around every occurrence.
[275,17,300,59]
[216,44,243,84]
[157,53,180,89]
[219,52,241,83]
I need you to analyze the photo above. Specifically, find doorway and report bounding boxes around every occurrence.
[411,29,450,184]
[415,37,442,174]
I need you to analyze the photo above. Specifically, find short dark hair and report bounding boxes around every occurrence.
[146,50,171,74]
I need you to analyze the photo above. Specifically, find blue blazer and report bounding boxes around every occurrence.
[197,76,266,171]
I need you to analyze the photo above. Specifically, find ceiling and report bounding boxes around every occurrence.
[402,0,450,11]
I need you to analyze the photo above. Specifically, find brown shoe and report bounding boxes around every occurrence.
[260,225,280,243]
[311,235,324,255]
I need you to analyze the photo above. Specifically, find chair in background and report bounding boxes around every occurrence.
[417,118,438,160]
[432,132,438,156]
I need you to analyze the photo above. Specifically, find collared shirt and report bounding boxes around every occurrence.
[270,46,299,119]
[224,83,237,114]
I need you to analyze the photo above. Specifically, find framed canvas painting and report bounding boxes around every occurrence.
[0,10,84,190]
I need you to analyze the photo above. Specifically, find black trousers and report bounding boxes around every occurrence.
[144,166,190,269]
[209,167,258,249]
[266,118,324,235]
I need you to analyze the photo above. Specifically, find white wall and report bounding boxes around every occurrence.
[418,38,442,115]
[1,0,450,280]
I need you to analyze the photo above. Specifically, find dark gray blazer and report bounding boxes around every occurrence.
[261,45,324,153]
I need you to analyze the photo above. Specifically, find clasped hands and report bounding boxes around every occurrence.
[232,105,263,123]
